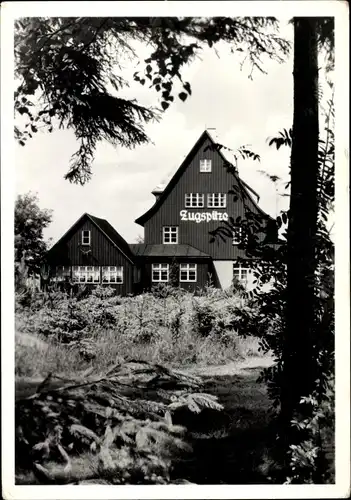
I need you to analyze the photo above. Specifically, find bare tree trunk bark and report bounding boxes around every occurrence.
[281,18,319,429]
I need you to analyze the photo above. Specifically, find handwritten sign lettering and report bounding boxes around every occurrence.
[180,210,229,223]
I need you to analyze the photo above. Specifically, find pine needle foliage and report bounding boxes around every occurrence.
[16,359,223,485]
[15,17,290,184]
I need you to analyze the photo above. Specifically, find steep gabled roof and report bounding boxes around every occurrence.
[88,214,135,263]
[135,129,271,227]
[46,213,134,264]
[205,130,260,203]
[129,243,211,259]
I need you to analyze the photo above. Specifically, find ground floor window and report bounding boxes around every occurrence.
[72,266,100,283]
[52,265,71,282]
[102,266,123,284]
[179,263,197,282]
[233,262,251,284]
[152,263,169,282]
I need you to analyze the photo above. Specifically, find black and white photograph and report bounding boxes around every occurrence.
[1,1,349,498]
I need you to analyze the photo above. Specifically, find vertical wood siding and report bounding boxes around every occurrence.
[144,136,268,260]
[139,260,211,293]
[46,218,134,295]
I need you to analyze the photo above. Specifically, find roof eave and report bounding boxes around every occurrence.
[45,212,89,259]
[135,129,271,224]
[134,130,209,226]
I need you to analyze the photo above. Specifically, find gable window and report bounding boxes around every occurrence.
[179,263,197,282]
[233,263,251,284]
[81,230,91,245]
[102,266,123,284]
[232,226,243,245]
[185,193,204,208]
[72,266,100,283]
[207,193,227,208]
[163,226,178,244]
[200,159,212,173]
[152,263,169,282]
[52,266,71,282]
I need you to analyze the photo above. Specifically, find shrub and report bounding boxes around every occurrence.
[15,285,267,371]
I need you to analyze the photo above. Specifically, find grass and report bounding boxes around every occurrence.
[15,330,89,379]
[15,290,277,485]
[172,362,278,484]
[15,347,276,485]
[15,326,264,381]
[15,288,334,485]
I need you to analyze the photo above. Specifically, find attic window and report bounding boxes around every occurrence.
[200,159,212,172]
[81,230,91,245]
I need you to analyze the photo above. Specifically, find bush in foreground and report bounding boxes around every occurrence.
[16,285,266,377]
[16,360,223,485]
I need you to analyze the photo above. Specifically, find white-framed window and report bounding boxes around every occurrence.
[81,230,91,245]
[200,159,212,173]
[207,193,227,208]
[179,263,197,282]
[163,226,178,244]
[52,266,71,282]
[185,193,204,208]
[72,266,100,283]
[152,263,169,282]
[233,263,251,284]
[232,226,243,245]
[102,266,123,284]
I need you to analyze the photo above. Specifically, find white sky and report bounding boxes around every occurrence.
[15,19,295,245]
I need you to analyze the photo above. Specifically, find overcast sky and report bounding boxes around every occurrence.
[15,19,297,245]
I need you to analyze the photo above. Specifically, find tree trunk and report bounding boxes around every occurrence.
[281,18,319,428]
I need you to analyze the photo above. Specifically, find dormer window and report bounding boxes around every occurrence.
[208,193,227,208]
[200,159,212,173]
[81,230,91,245]
[185,193,204,208]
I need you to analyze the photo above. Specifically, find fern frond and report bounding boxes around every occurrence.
[188,393,224,411]
[70,424,100,443]
[168,392,224,413]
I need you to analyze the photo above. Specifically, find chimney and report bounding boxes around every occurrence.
[151,184,165,201]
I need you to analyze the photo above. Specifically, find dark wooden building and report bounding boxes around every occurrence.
[45,130,277,294]
[134,129,276,291]
[44,213,135,295]
[129,243,218,293]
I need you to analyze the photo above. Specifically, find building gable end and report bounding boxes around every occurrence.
[135,130,270,226]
